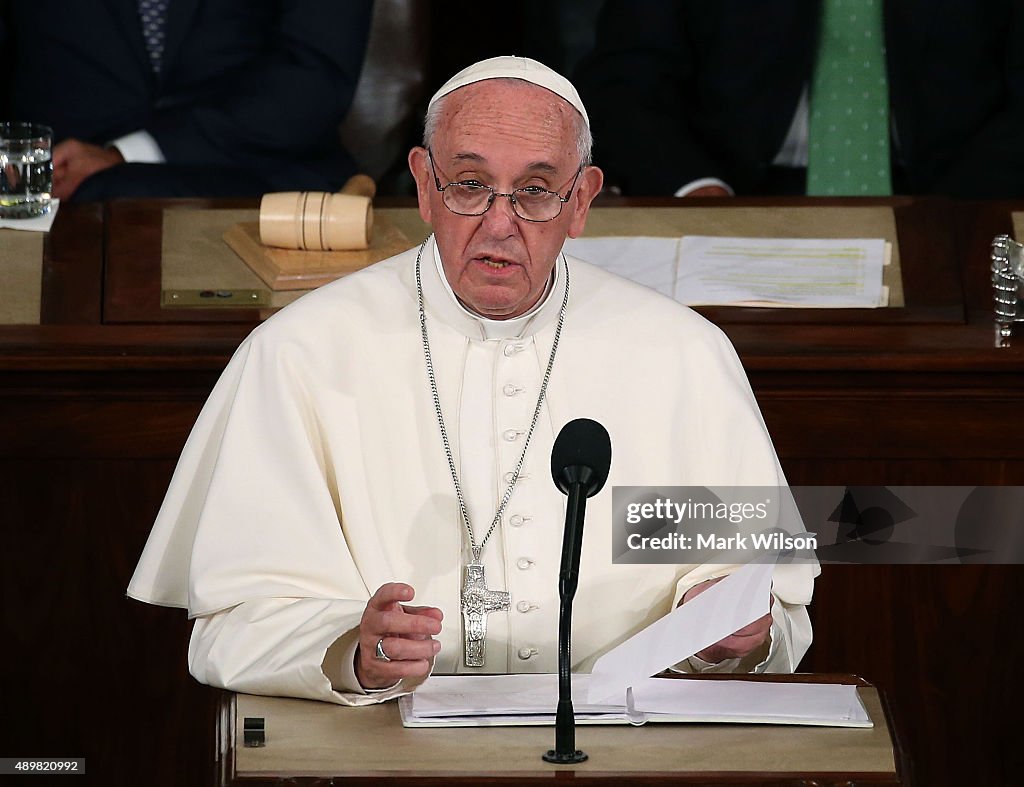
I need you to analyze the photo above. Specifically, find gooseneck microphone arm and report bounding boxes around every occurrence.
[543,420,611,766]
[549,471,588,763]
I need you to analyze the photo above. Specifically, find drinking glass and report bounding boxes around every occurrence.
[0,122,53,219]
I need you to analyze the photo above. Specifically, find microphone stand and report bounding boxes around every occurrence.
[543,472,591,764]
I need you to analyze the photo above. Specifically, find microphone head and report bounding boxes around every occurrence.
[551,418,612,497]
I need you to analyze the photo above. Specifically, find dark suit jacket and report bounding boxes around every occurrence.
[0,0,373,194]
[575,0,1024,198]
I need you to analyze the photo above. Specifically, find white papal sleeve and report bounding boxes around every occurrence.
[188,598,420,705]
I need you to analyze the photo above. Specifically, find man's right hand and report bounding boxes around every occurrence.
[52,139,124,200]
[355,582,443,690]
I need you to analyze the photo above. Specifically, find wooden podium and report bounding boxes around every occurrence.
[214,675,908,786]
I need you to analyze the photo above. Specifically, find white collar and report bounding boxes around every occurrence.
[421,236,566,341]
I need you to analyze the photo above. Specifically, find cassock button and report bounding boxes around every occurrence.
[509,514,526,527]
[516,601,536,613]
[503,344,524,357]
[502,383,521,396]
[516,557,534,570]
[504,471,530,484]
[503,429,520,442]
[517,647,538,660]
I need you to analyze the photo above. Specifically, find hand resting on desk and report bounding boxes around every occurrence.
[355,582,443,690]
[52,139,124,201]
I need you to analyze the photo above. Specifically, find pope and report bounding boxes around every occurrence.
[128,56,817,705]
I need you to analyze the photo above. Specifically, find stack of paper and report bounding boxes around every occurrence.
[562,235,889,308]
[399,674,872,729]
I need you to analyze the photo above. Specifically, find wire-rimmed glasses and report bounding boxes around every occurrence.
[428,149,582,222]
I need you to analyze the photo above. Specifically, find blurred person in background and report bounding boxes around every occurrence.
[0,0,373,200]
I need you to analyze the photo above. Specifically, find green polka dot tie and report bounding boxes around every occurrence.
[807,0,892,195]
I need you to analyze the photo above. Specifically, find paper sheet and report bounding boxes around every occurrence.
[630,678,870,725]
[562,236,680,298]
[410,674,621,718]
[0,199,60,232]
[586,562,773,704]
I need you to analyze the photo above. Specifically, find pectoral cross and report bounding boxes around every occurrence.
[461,562,510,667]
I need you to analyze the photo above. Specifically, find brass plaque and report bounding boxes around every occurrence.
[161,288,269,308]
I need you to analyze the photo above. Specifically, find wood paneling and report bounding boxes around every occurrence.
[1,458,217,786]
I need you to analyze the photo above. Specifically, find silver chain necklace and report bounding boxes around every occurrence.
[415,236,569,666]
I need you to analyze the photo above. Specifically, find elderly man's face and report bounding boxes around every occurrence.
[409,80,602,319]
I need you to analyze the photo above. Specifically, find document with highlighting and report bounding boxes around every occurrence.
[676,236,888,307]
[562,235,888,308]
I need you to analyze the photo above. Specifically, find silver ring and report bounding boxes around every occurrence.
[374,638,392,662]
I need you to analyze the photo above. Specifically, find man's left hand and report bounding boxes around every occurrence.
[52,139,124,200]
[681,577,773,663]
[684,185,731,198]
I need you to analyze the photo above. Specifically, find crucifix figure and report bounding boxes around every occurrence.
[461,563,510,667]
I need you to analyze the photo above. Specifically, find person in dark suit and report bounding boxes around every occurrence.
[0,0,373,200]
[574,0,1024,198]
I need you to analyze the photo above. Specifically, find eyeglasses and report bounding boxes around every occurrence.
[428,149,582,223]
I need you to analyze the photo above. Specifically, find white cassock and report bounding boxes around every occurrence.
[128,236,818,706]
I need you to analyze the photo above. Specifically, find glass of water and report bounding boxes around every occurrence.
[0,122,53,219]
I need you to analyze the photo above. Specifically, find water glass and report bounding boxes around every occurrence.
[0,122,53,219]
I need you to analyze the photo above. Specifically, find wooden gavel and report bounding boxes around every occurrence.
[259,175,377,251]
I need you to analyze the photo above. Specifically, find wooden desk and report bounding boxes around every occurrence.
[2,197,1022,786]
[216,675,908,786]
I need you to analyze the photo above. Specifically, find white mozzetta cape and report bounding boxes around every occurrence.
[128,237,817,705]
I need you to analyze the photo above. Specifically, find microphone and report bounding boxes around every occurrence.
[551,417,612,496]
[550,418,611,597]
[543,418,612,765]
